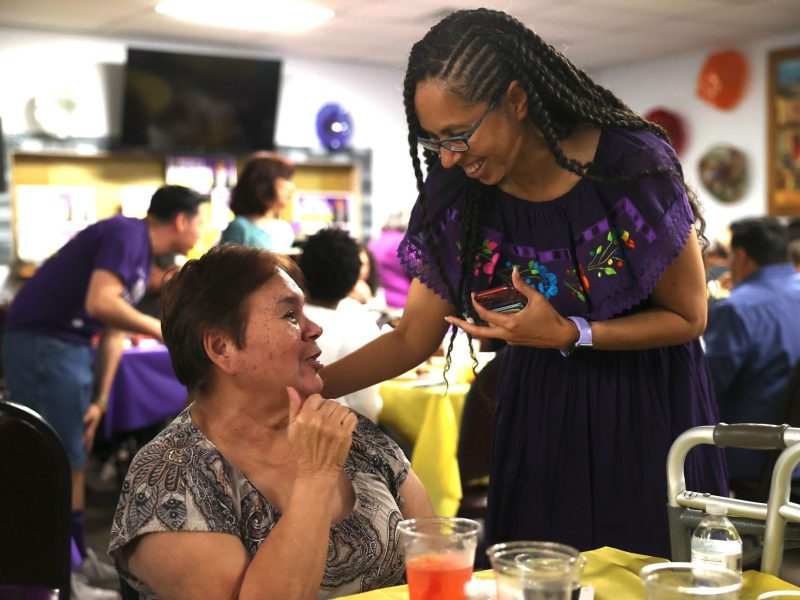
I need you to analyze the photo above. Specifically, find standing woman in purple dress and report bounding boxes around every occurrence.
[322,8,726,558]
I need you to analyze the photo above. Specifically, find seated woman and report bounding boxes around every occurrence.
[108,244,434,599]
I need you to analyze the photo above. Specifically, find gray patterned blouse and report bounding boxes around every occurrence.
[108,408,410,599]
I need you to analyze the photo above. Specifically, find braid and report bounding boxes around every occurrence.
[402,59,466,385]
[459,184,484,372]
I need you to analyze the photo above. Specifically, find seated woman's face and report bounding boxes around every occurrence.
[233,268,324,399]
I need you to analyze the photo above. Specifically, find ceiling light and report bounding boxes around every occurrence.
[155,0,334,33]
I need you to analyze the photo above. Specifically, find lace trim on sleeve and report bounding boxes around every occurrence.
[586,192,693,321]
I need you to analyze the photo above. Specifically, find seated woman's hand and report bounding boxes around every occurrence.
[286,386,358,477]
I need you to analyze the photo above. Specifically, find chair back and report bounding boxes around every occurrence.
[734,360,800,502]
[777,360,800,428]
[0,401,71,600]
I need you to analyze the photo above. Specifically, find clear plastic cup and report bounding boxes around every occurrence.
[640,562,743,599]
[487,541,585,600]
[397,516,481,600]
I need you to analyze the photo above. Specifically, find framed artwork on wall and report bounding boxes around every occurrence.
[768,45,800,216]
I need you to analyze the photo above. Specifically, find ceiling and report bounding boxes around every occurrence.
[0,0,799,71]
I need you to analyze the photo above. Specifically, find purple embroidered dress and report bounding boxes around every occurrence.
[399,128,727,558]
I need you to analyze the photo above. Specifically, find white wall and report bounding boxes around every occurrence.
[0,27,419,237]
[593,30,800,243]
[5,26,800,244]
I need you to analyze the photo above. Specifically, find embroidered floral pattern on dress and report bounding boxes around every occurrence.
[477,227,638,307]
[472,239,500,277]
[587,229,635,280]
[564,265,590,303]
[493,261,561,299]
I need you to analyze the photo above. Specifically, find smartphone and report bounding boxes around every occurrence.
[474,286,528,314]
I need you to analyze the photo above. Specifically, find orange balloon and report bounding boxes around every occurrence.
[696,50,749,110]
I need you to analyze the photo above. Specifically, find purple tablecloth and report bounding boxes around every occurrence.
[104,344,188,437]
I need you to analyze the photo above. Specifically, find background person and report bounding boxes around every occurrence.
[346,243,384,309]
[2,185,206,587]
[368,212,413,311]
[788,238,800,272]
[109,244,433,600]
[704,237,732,307]
[220,152,296,252]
[704,217,800,483]
[298,228,383,423]
[321,8,726,558]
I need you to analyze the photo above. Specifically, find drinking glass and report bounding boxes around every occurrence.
[397,516,481,600]
[640,562,742,599]
[487,541,584,600]
[756,593,800,599]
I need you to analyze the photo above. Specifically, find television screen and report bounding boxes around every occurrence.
[120,48,281,153]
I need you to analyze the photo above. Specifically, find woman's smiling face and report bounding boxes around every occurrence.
[414,79,530,186]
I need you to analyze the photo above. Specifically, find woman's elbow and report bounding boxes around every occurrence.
[686,304,708,340]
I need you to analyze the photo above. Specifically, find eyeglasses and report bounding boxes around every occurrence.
[417,101,496,153]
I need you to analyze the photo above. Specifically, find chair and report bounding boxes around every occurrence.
[729,360,800,503]
[456,348,504,521]
[0,401,71,599]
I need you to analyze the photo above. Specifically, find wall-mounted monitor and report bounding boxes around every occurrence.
[120,48,281,153]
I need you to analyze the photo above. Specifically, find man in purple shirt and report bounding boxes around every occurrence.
[2,185,207,588]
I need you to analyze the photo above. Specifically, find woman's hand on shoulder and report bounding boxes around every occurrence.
[444,268,578,351]
[286,387,358,478]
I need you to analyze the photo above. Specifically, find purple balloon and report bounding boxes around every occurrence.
[316,103,353,150]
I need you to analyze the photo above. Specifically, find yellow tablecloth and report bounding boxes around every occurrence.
[378,379,470,517]
[338,546,800,599]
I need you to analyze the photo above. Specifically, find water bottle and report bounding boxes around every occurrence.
[691,501,743,574]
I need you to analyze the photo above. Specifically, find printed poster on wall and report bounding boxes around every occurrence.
[293,192,352,238]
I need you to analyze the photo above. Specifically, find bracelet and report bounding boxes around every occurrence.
[560,316,593,357]
[94,396,109,410]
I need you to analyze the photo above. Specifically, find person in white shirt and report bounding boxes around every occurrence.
[299,228,383,423]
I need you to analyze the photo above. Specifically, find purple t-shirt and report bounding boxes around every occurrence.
[5,216,152,345]
[399,127,693,321]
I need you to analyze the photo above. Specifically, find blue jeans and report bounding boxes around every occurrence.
[2,331,93,468]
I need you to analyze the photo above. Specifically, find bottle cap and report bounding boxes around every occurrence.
[706,501,728,516]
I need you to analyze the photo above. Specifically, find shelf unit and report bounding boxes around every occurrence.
[1,137,371,276]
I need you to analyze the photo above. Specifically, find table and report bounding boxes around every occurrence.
[378,378,470,517]
[104,343,188,437]
[338,546,800,599]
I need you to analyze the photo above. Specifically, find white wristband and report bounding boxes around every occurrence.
[560,316,592,357]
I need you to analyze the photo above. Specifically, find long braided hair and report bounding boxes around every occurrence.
[402,8,705,380]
